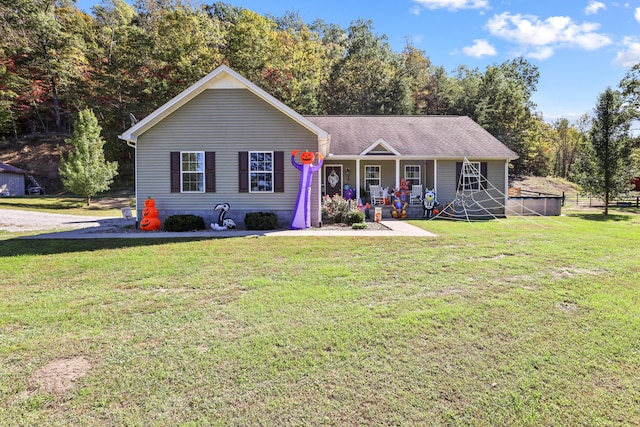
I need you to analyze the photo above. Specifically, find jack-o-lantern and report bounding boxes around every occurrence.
[299,150,315,165]
[140,217,161,230]
[142,206,158,218]
[140,197,161,231]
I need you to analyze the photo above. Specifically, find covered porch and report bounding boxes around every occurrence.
[321,156,437,208]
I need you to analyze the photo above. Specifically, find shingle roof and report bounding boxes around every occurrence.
[0,162,29,174]
[305,116,518,159]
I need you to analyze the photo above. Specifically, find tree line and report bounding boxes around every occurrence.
[1,0,638,196]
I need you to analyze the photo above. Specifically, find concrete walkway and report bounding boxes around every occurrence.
[20,219,437,239]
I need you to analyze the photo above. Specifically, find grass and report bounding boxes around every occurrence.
[0,206,639,426]
[0,193,133,217]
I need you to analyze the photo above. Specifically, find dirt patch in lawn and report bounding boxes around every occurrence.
[27,356,91,395]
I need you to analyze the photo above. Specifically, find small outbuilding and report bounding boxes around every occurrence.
[0,162,29,196]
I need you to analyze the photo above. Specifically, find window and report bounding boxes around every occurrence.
[462,161,481,191]
[250,151,273,192]
[405,165,421,187]
[456,162,487,191]
[364,165,381,190]
[171,151,215,193]
[181,152,204,192]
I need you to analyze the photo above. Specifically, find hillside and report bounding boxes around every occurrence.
[0,137,71,194]
[510,175,581,197]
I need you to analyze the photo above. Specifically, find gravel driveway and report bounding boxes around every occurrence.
[0,209,118,232]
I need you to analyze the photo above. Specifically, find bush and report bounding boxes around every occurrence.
[344,209,365,225]
[322,194,358,223]
[164,214,205,232]
[244,212,278,230]
[351,222,368,230]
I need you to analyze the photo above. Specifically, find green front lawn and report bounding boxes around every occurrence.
[0,211,638,425]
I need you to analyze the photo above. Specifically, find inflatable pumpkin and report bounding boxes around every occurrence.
[140,197,161,231]
[140,217,161,231]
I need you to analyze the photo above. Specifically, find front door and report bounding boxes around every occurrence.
[325,165,342,197]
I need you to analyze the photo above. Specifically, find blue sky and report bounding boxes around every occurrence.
[75,0,640,123]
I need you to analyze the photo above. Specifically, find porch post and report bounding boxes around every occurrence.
[395,158,400,190]
[504,160,509,216]
[434,160,438,192]
[355,158,361,202]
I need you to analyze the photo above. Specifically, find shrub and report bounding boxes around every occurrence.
[344,209,365,225]
[351,222,368,230]
[244,212,278,230]
[164,214,205,232]
[322,194,357,223]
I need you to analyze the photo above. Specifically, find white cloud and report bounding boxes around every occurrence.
[614,37,640,67]
[635,7,640,23]
[527,46,555,60]
[485,12,612,59]
[462,39,497,57]
[412,0,489,11]
[585,1,606,15]
[410,5,422,16]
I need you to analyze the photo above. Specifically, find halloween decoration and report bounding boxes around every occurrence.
[290,149,323,229]
[398,178,409,202]
[212,203,237,231]
[391,191,407,218]
[140,197,161,231]
[418,188,439,218]
[343,184,354,200]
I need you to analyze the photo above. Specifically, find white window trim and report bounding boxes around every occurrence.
[364,165,381,190]
[180,151,205,193]
[249,151,274,193]
[463,161,481,191]
[404,165,421,186]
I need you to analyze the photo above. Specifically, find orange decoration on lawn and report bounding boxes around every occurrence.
[140,197,161,231]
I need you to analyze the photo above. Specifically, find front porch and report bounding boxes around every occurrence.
[321,158,437,206]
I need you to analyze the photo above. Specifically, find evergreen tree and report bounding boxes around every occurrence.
[59,109,118,205]
[575,88,633,215]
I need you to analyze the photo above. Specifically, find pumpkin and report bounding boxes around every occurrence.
[300,150,315,165]
[140,196,161,231]
[140,217,161,231]
[142,206,158,218]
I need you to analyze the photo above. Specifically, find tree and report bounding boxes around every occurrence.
[576,88,633,215]
[320,19,411,115]
[58,109,118,205]
[551,117,586,179]
[619,62,640,119]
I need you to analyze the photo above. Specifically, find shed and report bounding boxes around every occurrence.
[0,162,28,196]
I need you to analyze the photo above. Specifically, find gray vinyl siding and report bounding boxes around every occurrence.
[136,88,319,225]
[436,160,506,215]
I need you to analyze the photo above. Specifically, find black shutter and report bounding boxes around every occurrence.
[239,151,249,193]
[205,152,216,193]
[170,152,180,193]
[274,151,284,193]
[456,162,462,191]
[481,162,488,190]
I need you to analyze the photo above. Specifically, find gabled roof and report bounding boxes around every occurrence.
[119,65,328,144]
[0,162,29,174]
[306,115,518,160]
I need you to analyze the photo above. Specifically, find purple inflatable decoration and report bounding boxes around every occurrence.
[290,149,324,229]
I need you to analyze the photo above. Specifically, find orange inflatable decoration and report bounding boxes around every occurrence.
[140,197,161,231]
